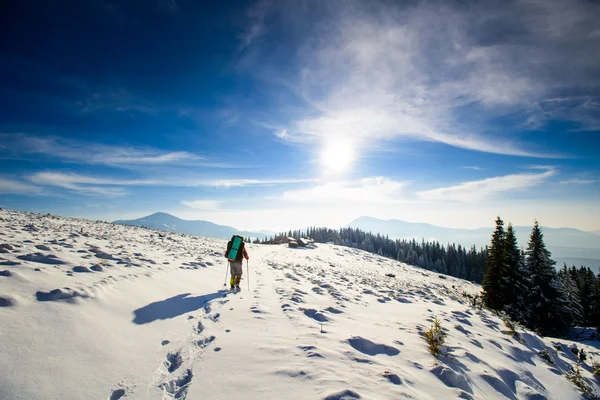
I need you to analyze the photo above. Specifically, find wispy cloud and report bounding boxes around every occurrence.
[527,96,600,131]
[293,109,559,157]
[27,172,157,186]
[274,128,306,143]
[1,134,203,168]
[255,122,309,143]
[281,177,408,205]
[23,171,314,196]
[246,0,599,157]
[181,200,220,210]
[240,0,271,49]
[560,178,599,185]
[0,177,44,195]
[27,172,129,197]
[418,167,557,203]
[77,89,158,115]
[200,178,313,187]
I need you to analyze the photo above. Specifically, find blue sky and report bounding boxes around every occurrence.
[1,0,599,231]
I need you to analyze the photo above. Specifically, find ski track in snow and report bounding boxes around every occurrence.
[1,209,599,399]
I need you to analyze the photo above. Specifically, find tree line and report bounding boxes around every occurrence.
[256,226,490,283]
[256,220,599,337]
[482,217,600,337]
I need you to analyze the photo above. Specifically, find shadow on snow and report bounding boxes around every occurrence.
[132,291,226,324]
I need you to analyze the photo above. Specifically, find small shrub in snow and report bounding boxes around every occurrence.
[591,359,600,377]
[553,343,563,352]
[569,344,588,363]
[579,348,588,363]
[501,313,523,342]
[570,344,579,356]
[424,316,447,357]
[538,349,554,365]
[461,292,483,309]
[566,362,595,399]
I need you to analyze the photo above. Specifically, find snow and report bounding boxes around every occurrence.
[1,208,599,400]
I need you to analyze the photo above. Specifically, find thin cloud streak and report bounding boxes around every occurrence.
[27,172,159,187]
[0,177,44,195]
[27,173,129,197]
[2,134,200,167]
[418,167,557,203]
[280,177,409,205]
[560,179,599,185]
[203,178,315,187]
[180,200,220,210]
[1,134,261,170]
[24,171,315,193]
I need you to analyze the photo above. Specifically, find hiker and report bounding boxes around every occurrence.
[225,237,249,290]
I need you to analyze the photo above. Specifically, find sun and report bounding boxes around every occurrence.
[319,139,355,174]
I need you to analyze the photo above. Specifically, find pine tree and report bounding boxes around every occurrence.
[558,264,584,326]
[578,267,599,327]
[434,258,447,274]
[482,217,507,310]
[457,244,467,279]
[503,223,529,322]
[524,220,572,336]
[596,274,600,330]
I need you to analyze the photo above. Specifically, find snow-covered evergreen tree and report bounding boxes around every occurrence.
[434,258,447,274]
[457,244,467,279]
[482,217,507,311]
[577,267,599,327]
[558,265,584,326]
[524,221,572,336]
[596,273,600,331]
[502,224,529,322]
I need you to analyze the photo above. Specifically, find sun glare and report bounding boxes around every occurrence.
[320,140,355,174]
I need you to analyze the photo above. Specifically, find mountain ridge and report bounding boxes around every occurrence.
[114,212,273,240]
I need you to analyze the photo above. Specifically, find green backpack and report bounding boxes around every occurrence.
[226,235,245,262]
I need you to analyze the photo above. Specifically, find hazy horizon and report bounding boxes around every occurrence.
[49,208,600,234]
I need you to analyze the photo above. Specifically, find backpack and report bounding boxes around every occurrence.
[225,235,245,262]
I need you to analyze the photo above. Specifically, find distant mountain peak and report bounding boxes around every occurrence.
[114,212,273,240]
[143,212,181,220]
[147,211,174,217]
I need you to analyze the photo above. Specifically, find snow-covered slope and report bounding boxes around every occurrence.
[1,209,598,400]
